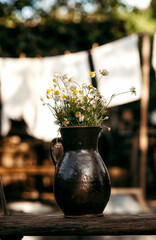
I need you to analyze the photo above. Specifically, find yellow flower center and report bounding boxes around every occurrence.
[62,75,66,80]
[72,97,76,101]
[63,121,66,125]
[46,89,51,93]
[90,72,94,77]
[53,78,56,82]
[55,90,60,95]
[73,89,78,94]
[89,84,93,88]
[75,111,81,117]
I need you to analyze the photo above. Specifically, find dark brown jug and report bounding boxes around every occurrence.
[50,126,111,217]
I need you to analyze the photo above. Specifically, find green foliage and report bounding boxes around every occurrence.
[117,9,156,34]
[0,0,155,57]
[0,17,127,57]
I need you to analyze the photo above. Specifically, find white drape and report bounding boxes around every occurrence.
[0,57,40,136]
[91,34,142,107]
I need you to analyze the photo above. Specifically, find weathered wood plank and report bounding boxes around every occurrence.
[0,214,156,236]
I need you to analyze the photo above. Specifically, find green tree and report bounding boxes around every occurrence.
[0,0,155,57]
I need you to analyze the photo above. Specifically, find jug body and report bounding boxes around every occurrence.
[50,126,111,217]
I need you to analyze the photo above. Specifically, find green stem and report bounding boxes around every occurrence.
[72,80,81,89]
[106,90,132,107]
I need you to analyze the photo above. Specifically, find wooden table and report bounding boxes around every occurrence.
[0,214,156,237]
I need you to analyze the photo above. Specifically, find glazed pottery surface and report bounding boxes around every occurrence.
[50,126,111,217]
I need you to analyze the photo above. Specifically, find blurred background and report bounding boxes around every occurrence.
[0,0,156,239]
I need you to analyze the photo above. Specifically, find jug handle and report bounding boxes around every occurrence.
[50,137,64,167]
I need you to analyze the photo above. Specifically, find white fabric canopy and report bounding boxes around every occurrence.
[91,34,142,107]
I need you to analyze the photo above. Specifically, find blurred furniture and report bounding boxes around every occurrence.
[0,133,55,202]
